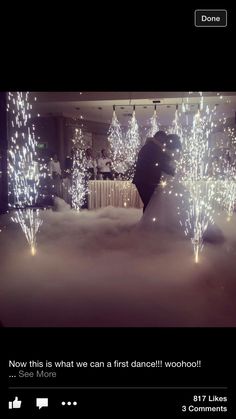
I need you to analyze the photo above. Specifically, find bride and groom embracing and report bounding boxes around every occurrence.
[133,130,183,231]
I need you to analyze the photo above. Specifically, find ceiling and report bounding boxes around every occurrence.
[32,92,236,127]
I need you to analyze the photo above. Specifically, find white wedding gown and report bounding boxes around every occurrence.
[139,174,225,245]
[139,174,187,236]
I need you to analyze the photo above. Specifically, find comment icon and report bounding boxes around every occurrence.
[36,398,48,409]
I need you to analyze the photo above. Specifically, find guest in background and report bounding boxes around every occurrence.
[97,149,113,180]
[80,149,97,210]
[85,148,97,180]
[64,149,73,176]
[48,153,62,197]
[62,150,74,205]
[49,153,62,177]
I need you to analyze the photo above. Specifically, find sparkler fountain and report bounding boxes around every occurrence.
[71,128,87,211]
[7,92,42,255]
[146,105,159,138]
[180,101,217,263]
[169,104,183,140]
[125,105,141,180]
[219,128,236,221]
[108,106,127,175]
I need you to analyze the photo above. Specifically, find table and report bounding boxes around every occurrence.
[88,180,143,209]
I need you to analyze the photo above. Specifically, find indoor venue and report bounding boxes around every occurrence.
[0,91,236,326]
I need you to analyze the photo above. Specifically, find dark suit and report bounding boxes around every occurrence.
[133,141,174,212]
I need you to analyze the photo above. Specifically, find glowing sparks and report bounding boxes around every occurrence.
[207,125,236,220]
[71,128,87,211]
[179,104,218,263]
[7,92,40,208]
[146,108,159,138]
[31,245,36,256]
[169,106,182,140]
[217,131,236,220]
[7,92,42,254]
[160,179,167,188]
[221,174,236,220]
[11,208,42,254]
[108,108,127,175]
[168,97,232,263]
[166,96,225,263]
[125,108,141,179]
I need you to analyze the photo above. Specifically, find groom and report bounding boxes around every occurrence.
[133,131,178,213]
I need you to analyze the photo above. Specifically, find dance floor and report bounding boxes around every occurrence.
[0,201,236,327]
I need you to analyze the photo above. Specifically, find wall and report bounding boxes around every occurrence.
[92,133,108,158]
[32,116,58,159]
[33,116,71,170]
[64,118,110,159]
[33,116,165,166]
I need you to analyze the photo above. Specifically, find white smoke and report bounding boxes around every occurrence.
[0,202,236,327]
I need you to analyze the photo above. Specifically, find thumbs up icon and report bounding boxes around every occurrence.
[9,397,22,409]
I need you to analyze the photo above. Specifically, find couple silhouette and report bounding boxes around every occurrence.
[133,131,181,213]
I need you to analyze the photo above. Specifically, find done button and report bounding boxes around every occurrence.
[195,10,227,27]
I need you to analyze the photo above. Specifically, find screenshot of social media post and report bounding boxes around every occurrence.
[2,328,234,417]
[0,88,236,417]
[0,91,236,327]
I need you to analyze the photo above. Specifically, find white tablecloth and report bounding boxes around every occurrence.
[88,180,143,209]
